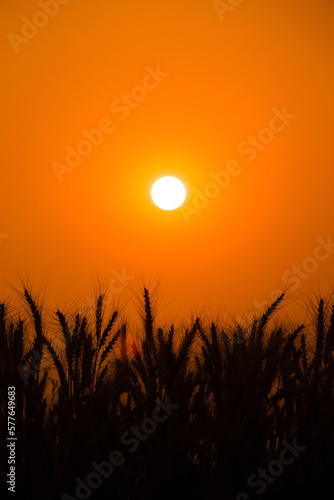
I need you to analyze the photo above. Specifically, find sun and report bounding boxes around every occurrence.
[151,176,186,210]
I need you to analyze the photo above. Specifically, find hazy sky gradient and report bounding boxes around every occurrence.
[1,0,334,323]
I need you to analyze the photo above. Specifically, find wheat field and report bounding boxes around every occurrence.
[0,286,333,499]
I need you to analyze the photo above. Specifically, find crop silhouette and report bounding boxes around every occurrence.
[0,286,333,499]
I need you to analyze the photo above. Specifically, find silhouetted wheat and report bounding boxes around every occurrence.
[1,285,333,500]
[324,303,334,365]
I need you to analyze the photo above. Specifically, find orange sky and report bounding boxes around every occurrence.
[1,0,334,325]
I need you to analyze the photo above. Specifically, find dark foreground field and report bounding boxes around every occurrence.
[0,287,333,499]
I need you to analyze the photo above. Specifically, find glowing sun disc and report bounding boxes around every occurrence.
[151,176,186,210]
